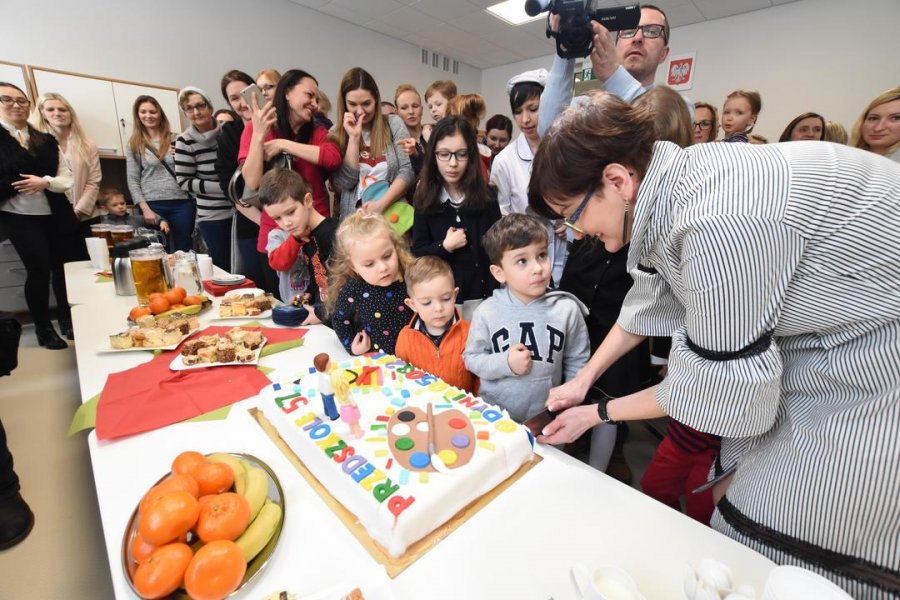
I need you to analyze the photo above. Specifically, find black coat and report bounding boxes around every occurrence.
[411,199,501,302]
[558,238,650,398]
[0,126,83,256]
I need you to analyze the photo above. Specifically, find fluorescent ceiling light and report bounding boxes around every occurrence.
[486,1,545,26]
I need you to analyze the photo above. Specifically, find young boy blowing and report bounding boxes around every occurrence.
[259,169,335,323]
[395,256,477,394]
[463,213,590,423]
[99,187,169,233]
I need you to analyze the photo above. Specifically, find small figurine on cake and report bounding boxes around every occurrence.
[313,353,340,421]
[333,371,362,438]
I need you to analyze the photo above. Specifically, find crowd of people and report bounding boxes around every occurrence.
[1,4,899,595]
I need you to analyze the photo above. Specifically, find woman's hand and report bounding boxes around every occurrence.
[263,139,287,161]
[546,375,590,412]
[12,174,49,195]
[159,220,171,234]
[554,221,567,240]
[396,138,418,157]
[140,204,159,225]
[300,306,321,326]
[442,226,467,252]
[251,97,277,140]
[343,111,364,139]
[351,330,371,355]
[537,404,600,445]
[362,198,390,215]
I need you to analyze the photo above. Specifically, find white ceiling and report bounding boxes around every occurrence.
[287,0,798,69]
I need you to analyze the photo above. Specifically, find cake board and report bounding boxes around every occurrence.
[249,407,541,578]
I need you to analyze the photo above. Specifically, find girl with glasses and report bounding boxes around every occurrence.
[411,116,500,306]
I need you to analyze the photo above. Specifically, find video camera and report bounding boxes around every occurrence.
[524,0,641,59]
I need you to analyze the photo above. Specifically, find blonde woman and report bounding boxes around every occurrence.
[394,83,426,179]
[32,93,102,232]
[691,101,718,144]
[851,86,900,162]
[255,69,281,102]
[125,95,193,251]
[333,67,413,221]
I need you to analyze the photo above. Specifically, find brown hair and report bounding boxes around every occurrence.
[325,211,414,313]
[313,352,330,372]
[725,89,762,134]
[851,86,900,155]
[334,67,391,157]
[425,80,457,103]
[128,95,174,161]
[824,120,849,145]
[405,256,454,295]
[394,83,420,107]
[528,91,656,220]
[255,69,281,84]
[692,101,718,143]
[633,86,692,148]
[748,134,768,144]
[258,168,311,207]
[317,90,332,117]
[778,112,825,142]
[448,93,486,133]
[483,214,549,266]
[98,187,125,206]
[219,70,253,100]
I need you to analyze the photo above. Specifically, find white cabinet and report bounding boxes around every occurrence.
[30,67,182,159]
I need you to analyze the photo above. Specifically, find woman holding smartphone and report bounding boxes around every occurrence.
[126,95,193,251]
[333,67,413,221]
[33,93,102,234]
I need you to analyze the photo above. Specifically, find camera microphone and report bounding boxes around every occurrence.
[524,0,553,17]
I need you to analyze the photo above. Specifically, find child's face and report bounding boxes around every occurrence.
[434,132,468,188]
[106,195,128,216]
[722,96,755,136]
[348,232,400,288]
[404,274,458,335]
[427,92,449,122]
[490,241,551,304]
[264,194,312,239]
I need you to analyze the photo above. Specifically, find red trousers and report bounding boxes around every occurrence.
[640,435,717,525]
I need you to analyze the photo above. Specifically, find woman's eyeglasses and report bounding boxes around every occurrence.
[693,120,713,130]
[435,150,469,163]
[0,96,30,108]
[562,187,595,237]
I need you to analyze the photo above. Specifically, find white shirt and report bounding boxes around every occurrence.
[490,134,568,285]
[0,120,73,216]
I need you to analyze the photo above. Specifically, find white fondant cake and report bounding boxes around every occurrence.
[258,352,534,557]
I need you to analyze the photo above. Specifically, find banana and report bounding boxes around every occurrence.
[235,499,282,563]
[241,465,269,521]
[207,453,246,495]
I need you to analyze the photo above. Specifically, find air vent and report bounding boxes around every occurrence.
[442,56,450,71]
[452,60,459,75]
[432,52,439,68]
[421,48,428,65]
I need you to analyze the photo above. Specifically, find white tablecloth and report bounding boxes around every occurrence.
[66,261,775,599]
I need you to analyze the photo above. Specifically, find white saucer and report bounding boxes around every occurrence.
[211,274,247,286]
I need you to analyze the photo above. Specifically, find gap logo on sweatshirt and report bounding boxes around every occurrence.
[490,323,565,364]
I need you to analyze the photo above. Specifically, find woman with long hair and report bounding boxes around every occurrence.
[0,82,76,348]
[333,67,414,222]
[32,93,102,234]
[851,86,900,162]
[126,95,193,251]
[778,112,825,142]
[411,116,500,303]
[448,93,491,178]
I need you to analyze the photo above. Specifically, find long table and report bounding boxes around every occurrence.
[65,260,776,599]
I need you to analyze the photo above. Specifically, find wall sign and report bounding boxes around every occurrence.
[666,53,696,91]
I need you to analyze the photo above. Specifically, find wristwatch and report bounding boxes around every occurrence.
[596,398,618,424]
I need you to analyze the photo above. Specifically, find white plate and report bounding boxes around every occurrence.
[211,274,247,285]
[98,329,198,354]
[170,337,267,370]
[212,309,273,321]
[213,289,274,320]
[223,287,265,298]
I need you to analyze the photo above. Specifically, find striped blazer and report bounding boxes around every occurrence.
[619,141,900,598]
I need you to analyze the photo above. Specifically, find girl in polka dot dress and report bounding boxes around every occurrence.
[326,210,414,355]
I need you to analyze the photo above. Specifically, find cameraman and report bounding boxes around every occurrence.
[539,4,678,136]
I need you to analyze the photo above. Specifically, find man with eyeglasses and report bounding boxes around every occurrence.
[539,5,686,137]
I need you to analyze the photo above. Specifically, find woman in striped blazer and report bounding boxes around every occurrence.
[528,92,900,599]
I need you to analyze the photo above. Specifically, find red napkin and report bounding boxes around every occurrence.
[202,278,258,297]
[96,326,305,440]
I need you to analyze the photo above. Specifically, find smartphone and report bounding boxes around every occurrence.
[240,83,268,109]
[523,408,557,437]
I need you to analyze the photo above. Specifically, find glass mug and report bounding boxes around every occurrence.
[91,224,113,251]
[172,252,202,296]
[129,247,169,305]
[109,225,135,245]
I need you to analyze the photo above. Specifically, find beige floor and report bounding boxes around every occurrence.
[0,324,661,599]
[0,324,114,598]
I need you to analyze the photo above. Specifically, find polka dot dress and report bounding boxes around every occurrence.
[332,279,409,354]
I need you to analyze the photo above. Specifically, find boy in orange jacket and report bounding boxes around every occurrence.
[395,256,477,394]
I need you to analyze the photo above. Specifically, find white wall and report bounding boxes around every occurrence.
[481,0,900,142]
[1,0,481,127]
